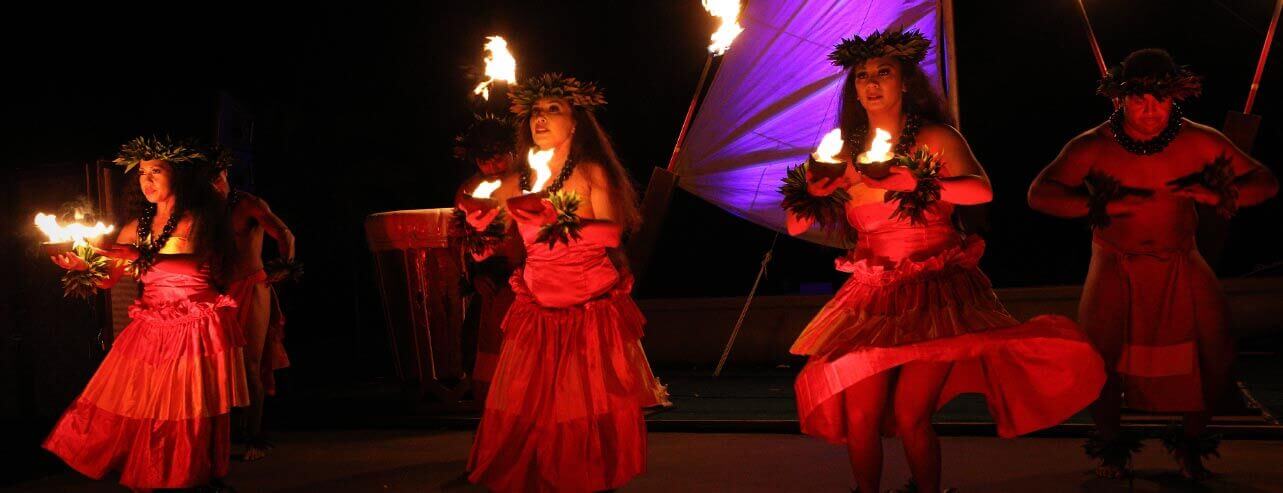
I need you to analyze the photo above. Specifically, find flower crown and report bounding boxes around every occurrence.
[1098,65,1202,101]
[509,73,606,116]
[829,28,930,69]
[112,135,207,173]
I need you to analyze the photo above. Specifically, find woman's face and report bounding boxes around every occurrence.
[529,98,575,150]
[853,56,905,113]
[138,159,174,204]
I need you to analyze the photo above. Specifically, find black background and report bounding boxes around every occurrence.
[2,1,1280,467]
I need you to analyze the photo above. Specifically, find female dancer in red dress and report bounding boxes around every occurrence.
[467,73,668,492]
[782,30,1105,492]
[45,137,246,491]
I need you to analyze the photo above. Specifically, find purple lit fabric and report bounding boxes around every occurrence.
[673,0,948,247]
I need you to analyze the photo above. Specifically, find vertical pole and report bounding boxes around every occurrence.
[941,0,962,128]
[1244,0,1283,114]
[1075,0,1109,78]
[714,233,778,377]
[667,54,717,172]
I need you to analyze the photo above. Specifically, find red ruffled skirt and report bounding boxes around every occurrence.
[468,272,664,493]
[792,238,1104,441]
[43,296,249,490]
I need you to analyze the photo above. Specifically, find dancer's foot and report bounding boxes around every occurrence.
[1084,433,1142,479]
[1175,448,1213,481]
[240,438,273,462]
[887,479,917,493]
[883,481,954,493]
[1162,430,1220,482]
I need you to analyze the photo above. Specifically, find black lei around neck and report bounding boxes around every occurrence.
[1108,104,1183,156]
[847,113,923,162]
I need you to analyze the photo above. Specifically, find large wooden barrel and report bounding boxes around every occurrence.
[365,208,468,403]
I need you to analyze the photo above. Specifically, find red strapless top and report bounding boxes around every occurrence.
[843,199,960,268]
[516,222,623,308]
[138,255,222,306]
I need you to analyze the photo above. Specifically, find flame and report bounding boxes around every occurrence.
[526,147,556,192]
[857,128,894,163]
[34,212,114,246]
[703,0,743,56]
[472,36,517,101]
[812,128,844,163]
[471,179,501,199]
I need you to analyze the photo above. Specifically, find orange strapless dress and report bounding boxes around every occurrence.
[468,222,667,493]
[44,255,248,490]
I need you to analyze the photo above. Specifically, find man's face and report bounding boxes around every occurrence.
[211,170,230,198]
[475,153,512,177]
[1121,94,1174,135]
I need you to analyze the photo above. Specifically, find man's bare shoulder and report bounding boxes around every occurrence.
[232,191,269,211]
[1071,124,1110,149]
[1178,119,1232,147]
[1049,124,1110,167]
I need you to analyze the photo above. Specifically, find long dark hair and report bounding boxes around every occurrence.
[125,158,236,288]
[514,108,642,232]
[837,59,952,145]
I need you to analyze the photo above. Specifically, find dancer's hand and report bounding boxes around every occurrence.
[860,165,918,192]
[469,246,495,263]
[50,252,90,271]
[466,207,502,231]
[266,267,291,284]
[1169,183,1222,206]
[785,212,814,236]
[805,168,843,196]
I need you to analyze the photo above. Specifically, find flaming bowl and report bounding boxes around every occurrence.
[808,158,847,180]
[41,241,76,256]
[458,195,498,214]
[855,160,892,179]
[505,191,550,214]
[41,234,112,256]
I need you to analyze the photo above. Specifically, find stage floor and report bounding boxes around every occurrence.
[262,353,1283,438]
[645,354,1282,436]
[8,355,1280,490]
[11,430,1283,492]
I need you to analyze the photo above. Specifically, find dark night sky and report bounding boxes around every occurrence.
[4,1,1281,382]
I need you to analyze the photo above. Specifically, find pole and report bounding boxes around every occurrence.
[714,233,778,377]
